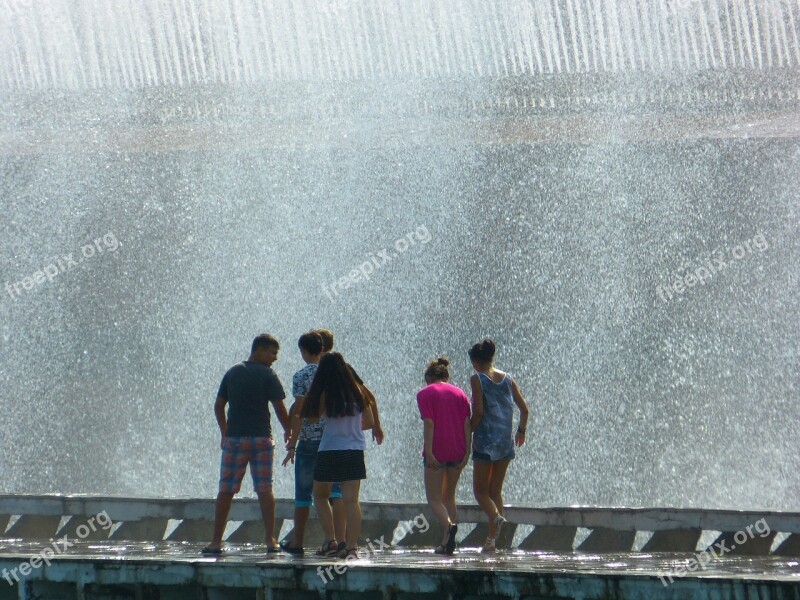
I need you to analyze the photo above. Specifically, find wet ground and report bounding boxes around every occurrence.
[1,539,799,583]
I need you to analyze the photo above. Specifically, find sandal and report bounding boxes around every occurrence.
[445,523,458,555]
[338,546,360,559]
[316,540,339,557]
[200,546,223,555]
[494,514,508,538]
[434,544,447,555]
[481,537,496,554]
[279,539,304,556]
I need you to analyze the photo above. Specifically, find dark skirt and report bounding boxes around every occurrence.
[314,449,367,482]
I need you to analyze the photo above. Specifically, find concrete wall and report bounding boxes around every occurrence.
[1,494,799,554]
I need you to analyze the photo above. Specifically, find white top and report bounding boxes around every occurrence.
[319,411,366,451]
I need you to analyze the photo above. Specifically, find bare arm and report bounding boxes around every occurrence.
[214,396,228,448]
[361,392,375,430]
[284,401,296,443]
[511,379,529,447]
[361,385,384,443]
[469,375,484,432]
[423,418,440,469]
[288,397,304,448]
[456,416,472,469]
[281,396,305,466]
[273,398,290,435]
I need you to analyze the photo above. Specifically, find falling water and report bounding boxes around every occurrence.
[1,1,799,512]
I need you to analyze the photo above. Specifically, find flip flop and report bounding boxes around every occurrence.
[201,546,223,555]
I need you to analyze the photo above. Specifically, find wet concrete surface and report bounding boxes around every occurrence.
[1,539,799,583]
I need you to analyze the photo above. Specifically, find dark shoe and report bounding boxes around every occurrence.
[445,523,458,555]
[279,539,304,556]
[266,545,281,553]
[316,540,339,557]
[338,546,359,559]
[433,544,446,555]
[337,541,346,554]
[201,546,223,555]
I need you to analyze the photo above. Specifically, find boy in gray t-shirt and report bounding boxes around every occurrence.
[202,334,290,555]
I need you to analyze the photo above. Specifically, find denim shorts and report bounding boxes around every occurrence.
[422,456,461,468]
[295,440,342,507]
[472,449,515,463]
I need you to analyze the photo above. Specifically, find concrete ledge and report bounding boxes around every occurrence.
[2,495,800,557]
[576,528,635,553]
[642,529,701,553]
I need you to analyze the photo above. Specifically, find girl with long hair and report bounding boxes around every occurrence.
[301,351,373,558]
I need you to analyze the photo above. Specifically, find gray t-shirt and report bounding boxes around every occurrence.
[217,361,285,437]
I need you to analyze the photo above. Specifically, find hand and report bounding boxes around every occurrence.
[425,454,441,470]
[283,430,291,444]
[282,448,295,467]
[372,424,385,445]
[515,430,526,447]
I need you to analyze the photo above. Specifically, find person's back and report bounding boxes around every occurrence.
[416,382,470,463]
[222,361,283,437]
[203,334,289,555]
[472,371,515,461]
[319,404,365,451]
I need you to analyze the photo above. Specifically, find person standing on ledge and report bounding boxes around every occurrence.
[280,330,344,555]
[301,351,374,559]
[202,333,290,555]
[316,328,384,448]
[468,339,529,554]
[417,356,471,555]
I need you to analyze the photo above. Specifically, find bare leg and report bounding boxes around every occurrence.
[473,462,500,538]
[256,488,277,546]
[332,498,346,543]
[291,506,310,546]
[313,482,336,545]
[442,466,463,525]
[207,491,234,549]
[488,460,511,520]
[424,466,450,545]
[341,480,361,550]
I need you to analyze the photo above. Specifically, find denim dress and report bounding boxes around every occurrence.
[472,372,516,461]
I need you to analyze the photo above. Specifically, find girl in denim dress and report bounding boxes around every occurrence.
[469,339,529,553]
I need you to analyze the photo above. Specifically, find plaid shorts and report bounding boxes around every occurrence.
[219,436,274,493]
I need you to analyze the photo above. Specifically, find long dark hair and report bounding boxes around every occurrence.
[301,352,365,418]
